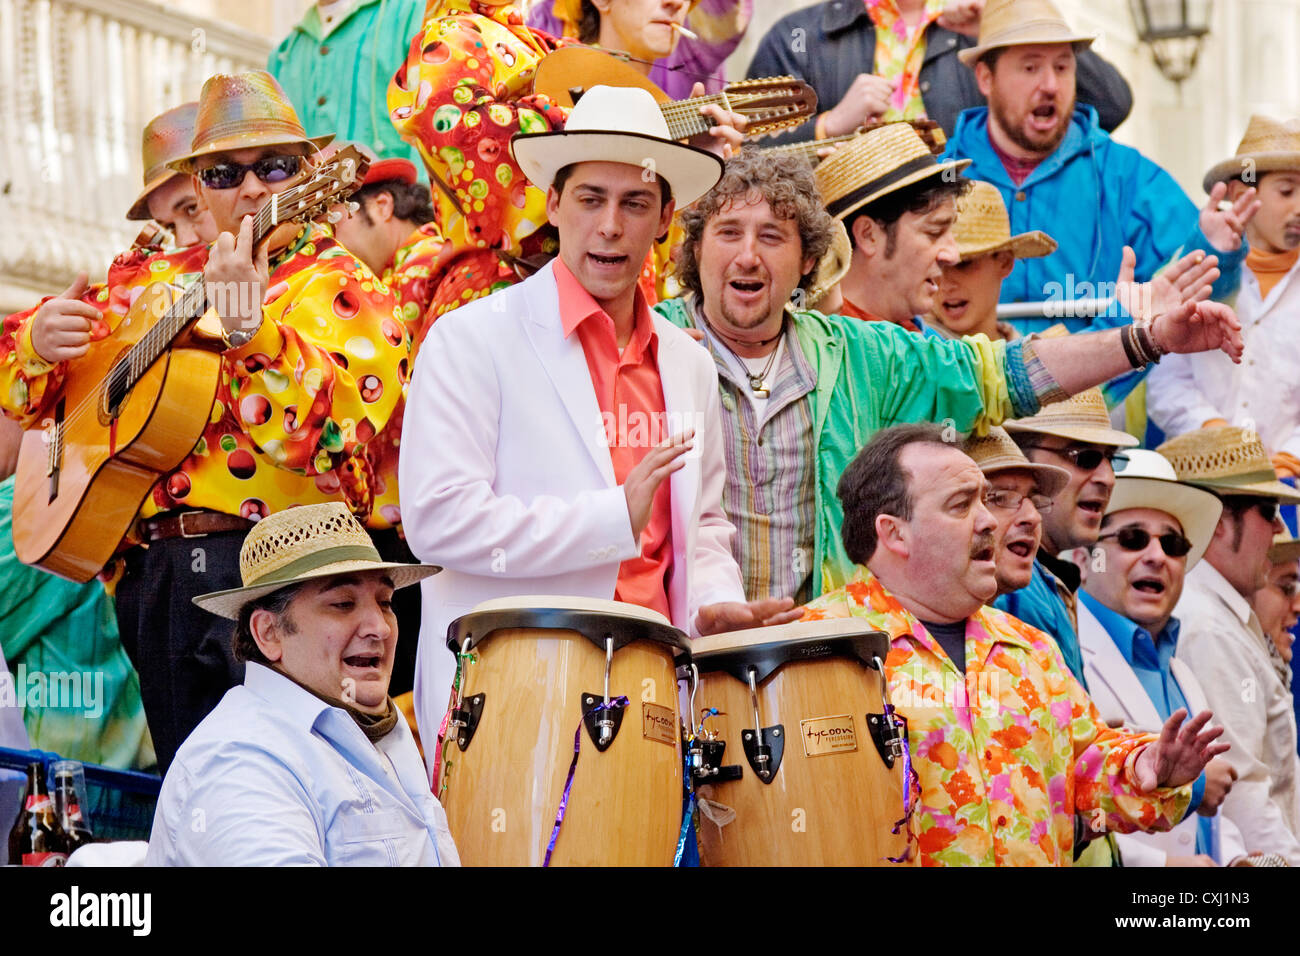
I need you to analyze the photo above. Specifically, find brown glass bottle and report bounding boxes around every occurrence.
[10,762,68,866]
[53,763,93,853]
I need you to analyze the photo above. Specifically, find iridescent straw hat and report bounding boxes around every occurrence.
[127,102,200,221]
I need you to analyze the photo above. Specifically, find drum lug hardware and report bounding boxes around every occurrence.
[867,712,904,769]
[582,693,625,752]
[741,725,784,783]
[690,739,743,786]
[452,693,486,752]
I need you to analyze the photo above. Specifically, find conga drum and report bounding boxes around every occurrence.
[683,619,914,866]
[440,596,689,866]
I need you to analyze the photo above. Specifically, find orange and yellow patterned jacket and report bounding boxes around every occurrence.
[0,224,408,537]
[802,568,1191,866]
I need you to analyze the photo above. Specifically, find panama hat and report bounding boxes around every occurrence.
[964,425,1070,498]
[168,71,332,174]
[1101,449,1222,569]
[1004,388,1140,448]
[510,84,723,207]
[958,0,1095,67]
[1268,529,1300,565]
[1157,426,1300,503]
[806,219,852,309]
[815,122,969,222]
[1202,114,1300,193]
[127,102,200,221]
[193,503,440,620]
[953,180,1057,260]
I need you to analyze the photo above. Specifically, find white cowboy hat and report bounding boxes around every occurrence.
[510,84,724,207]
[192,503,440,620]
[1104,449,1223,569]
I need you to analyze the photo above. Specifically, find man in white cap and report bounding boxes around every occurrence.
[1149,116,1300,478]
[1077,449,1244,867]
[400,86,798,776]
[943,0,1256,333]
[1161,425,1300,864]
[145,503,458,866]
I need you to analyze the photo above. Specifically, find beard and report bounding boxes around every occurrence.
[991,93,1075,157]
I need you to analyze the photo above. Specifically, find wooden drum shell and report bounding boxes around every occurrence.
[441,609,684,867]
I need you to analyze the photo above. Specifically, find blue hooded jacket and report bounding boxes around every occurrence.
[943,105,1245,336]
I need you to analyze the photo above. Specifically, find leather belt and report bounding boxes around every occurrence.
[141,511,254,542]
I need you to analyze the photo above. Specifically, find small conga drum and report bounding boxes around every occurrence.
[440,596,689,866]
[683,619,913,866]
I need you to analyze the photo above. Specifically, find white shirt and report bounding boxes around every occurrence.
[1174,561,1300,864]
[145,664,460,866]
[1148,256,1300,456]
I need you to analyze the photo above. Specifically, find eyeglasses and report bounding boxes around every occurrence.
[984,488,1054,514]
[1022,444,1128,472]
[1096,526,1192,558]
[1254,501,1280,522]
[197,154,303,190]
[1221,496,1280,523]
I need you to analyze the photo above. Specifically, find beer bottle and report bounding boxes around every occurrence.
[12,762,68,866]
[53,762,93,853]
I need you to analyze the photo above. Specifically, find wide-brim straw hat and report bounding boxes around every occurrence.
[1268,529,1300,565]
[815,122,970,222]
[168,71,332,174]
[964,425,1070,498]
[1157,426,1300,503]
[958,0,1095,67]
[806,219,852,308]
[127,102,200,221]
[193,503,440,620]
[1004,388,1140,448]
[1202,114,1300,193]
[1103,449,1222,569]
[954,180,1057,260]
[511,84,723,207]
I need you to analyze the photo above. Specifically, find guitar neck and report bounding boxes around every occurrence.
[764,133,859,165]
[660,94,726,140]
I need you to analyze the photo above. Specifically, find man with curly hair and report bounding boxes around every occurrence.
[657,128,1246,605]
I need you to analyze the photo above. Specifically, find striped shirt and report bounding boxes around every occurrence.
[694,304,818,604]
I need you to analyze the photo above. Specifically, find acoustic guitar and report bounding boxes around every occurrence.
[13,146,368,582]
[532,46,817,139]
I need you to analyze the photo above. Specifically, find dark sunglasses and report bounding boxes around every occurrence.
[1097,526,1192,558]
[197,154,302,190]
[1023,444,1128,472]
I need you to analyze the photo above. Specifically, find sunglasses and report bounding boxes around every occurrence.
[197,154,303,190]
[1097,526,1192,558]
[984,488,1054,514]
[1022,444,1129,472]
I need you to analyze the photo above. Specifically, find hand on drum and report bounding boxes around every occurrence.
[625,432,694,539]
[1133,708,1230,793]
[696,598,803,636]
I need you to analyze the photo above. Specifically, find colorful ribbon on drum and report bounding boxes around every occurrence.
[885,706,922,864]
[543,695,630,867]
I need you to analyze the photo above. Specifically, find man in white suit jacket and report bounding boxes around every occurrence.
[1075,450,1245,866]
[399,86,799,765]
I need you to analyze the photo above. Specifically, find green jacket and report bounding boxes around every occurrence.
[268,0,426,177]
[656,298,1039,595]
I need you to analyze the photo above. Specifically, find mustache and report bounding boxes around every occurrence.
[970,532,995,558]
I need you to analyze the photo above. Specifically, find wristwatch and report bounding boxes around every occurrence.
[221,321,261,350]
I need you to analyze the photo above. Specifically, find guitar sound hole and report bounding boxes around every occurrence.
[104,362,131,417]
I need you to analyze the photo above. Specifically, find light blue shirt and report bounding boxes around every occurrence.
[145,663,459,866]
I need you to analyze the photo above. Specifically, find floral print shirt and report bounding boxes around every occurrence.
[865,0,946,121]
[801,568,1191,866]
[0,224,408,539]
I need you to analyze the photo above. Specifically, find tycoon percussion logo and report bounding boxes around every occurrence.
[799,714,858,756]
[642,702,677,745]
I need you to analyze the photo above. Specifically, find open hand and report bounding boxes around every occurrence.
[1199,182,1260,252]
[1134,709,1229,792]
[1113,246,1219,324]
[1151,299,1243,363]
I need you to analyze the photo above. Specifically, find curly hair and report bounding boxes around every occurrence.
[675,148,837,302]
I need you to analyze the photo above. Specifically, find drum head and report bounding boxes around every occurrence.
[447,595,688,654]
[687,618,890,685]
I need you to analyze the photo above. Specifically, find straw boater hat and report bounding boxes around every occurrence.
[1202,114,1300,193]
[806,219,852,308]
[1157,426,1300,504]
[511,84,723,207]
[192,503,440,620]
[963,425,1070,498]
[1003,388,1140,448]
[815,122,970,222]
[168,71,332,174]
[953,181,1057,260]
[127,102,200,221]
[1268,529,1300,565]
[1101,449,1222,569]
[958,0,1095,67]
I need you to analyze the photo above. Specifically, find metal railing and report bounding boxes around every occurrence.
[0,0,271,314]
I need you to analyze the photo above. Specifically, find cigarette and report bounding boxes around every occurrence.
[671,21,699,40]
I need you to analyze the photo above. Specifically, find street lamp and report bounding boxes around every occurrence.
[1128,0,1212,83]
